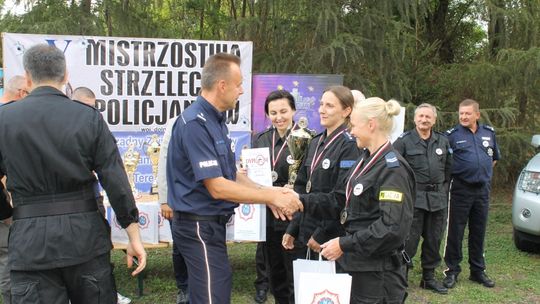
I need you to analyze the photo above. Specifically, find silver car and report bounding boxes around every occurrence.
[512,135,540,252]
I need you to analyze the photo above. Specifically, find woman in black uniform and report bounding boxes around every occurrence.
[303,97,415,303]
[252,90,297,304]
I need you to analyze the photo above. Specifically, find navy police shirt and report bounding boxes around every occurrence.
[446,123,500,185]
[166,96,238,216]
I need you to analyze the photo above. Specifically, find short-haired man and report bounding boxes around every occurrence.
[443,99,500,289]
[0,75,27,304]
[0,76,27,103]
[167,53,303,304]
[0,44,146,303]
[72,86,96,107]
[393,103,453,294]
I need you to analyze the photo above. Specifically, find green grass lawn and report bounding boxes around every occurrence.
[112,190,540,303]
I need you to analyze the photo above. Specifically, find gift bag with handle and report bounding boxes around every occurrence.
[293,250,351,304]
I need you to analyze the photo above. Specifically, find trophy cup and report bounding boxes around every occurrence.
[145,134,161,194]
[123,143,141,197]
[287,117,313,185]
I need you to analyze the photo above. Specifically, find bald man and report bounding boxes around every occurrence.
[1,76,27,104]
[0,75,27,304]
[72,86,96,107]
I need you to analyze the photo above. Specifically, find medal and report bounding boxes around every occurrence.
[340,209,348,224]
[306,180,312,193]
[322,158,331,169]
[483,140,489,147]
[487,147,493,157]
[271,170,278,182]
[435,148,443,155]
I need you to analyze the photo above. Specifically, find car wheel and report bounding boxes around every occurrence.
[513,229,540,253]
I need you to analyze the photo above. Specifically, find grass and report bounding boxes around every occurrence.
[110,189,539,303]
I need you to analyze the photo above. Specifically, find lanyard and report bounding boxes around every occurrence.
[345,141,390,207]
[271,123,296,169]
[309,129,345,175]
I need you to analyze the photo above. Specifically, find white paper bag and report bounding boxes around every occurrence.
[158,210,173,243]
[293,252,337,304]
[227,147,271,241]
[298,272,352,304]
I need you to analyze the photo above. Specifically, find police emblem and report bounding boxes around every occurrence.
[310,289,341,304]
[435,148,443,155]
[287,155,294,165]
[322,158,331,169]
[487,147,493,157]
[353,183,363,196]
[483,140,489,147]
[238,204,255,221]
[138,212,150,229]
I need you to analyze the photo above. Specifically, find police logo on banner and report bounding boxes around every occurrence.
[138,212,150,229]
[158,212,164,228]
[311,289,341,304]
[239,204,255,221]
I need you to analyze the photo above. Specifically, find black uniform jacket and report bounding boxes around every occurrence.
[0,86,138,270]
[393,129,452,211]
[303,143,415,272]
[253,126,293,231]
[287,123,359,245]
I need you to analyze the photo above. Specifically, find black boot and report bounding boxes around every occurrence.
[420,269,448,294]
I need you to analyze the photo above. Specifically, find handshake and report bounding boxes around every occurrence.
[266,186,303,221]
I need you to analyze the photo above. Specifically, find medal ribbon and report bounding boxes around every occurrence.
[344,141,391,208]
[309,129,346,176]
[271,123,297,169]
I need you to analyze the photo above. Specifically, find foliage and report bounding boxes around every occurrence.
[1,0,539,185]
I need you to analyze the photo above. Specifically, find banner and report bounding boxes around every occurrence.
[2,32,253,133]
[252,74,344,134]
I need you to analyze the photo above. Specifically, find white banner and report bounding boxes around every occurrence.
[2,32,253,132]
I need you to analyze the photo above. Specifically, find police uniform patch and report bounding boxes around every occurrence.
[322,158,331,169]
[353,183,363,196]
[435,148,443,155]
[385,152,400,168]
[482,140,489,147]
[379,191,403,203]
[340,160,355,168]
[487,147,493,157]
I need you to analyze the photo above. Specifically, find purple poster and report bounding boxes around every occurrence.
[251,74,344,134]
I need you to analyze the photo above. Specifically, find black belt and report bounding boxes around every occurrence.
[416,183,443,192]
[13,198,98,220]
[176,212,231,224]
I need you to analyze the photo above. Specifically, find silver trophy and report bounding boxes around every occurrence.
[287,117,313,186]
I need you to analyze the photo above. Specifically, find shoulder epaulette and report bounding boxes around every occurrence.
[343,131,355,141]
[445,127,457,135]
[398,131,411,139]
[385,151,400,168]
[483,125,495,132]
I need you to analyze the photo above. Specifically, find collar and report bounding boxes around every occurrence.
[322,122,348,143]
[28,86,67,98]
[197,95,225,123]
[411,128,436,144]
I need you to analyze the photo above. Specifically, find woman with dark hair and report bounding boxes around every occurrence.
[282,85,360,300]
[252,90,297,304]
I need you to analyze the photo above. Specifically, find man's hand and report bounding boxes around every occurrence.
[307,236,321,253]
[125,223,147,276]
[160,203,174,220]
[268,190,303,220]
[282,233,295,250]
[320,237,343,261]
